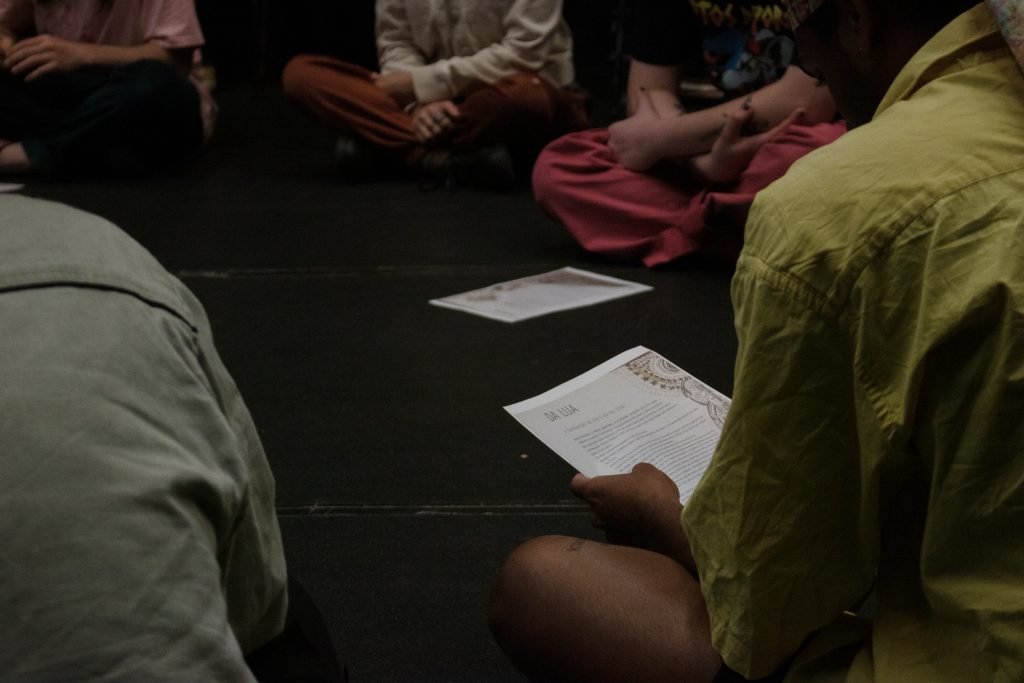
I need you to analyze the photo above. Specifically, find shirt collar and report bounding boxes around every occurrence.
[876,3,1007,118]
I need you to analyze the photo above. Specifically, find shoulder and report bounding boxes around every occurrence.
[0,196,201,329]
[744,63,1024,309]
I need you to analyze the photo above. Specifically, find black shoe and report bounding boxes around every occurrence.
[333,135,376,183]
[418,144,517,192]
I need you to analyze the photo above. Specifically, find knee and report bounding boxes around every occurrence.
[531,143,560,205]
[489,535,572,644]
[489,72,553,121]
[494,72,542,92]
[281,54,321,102]
[104,61,199,142]
[531,134,589,207]
[117,59,193,109]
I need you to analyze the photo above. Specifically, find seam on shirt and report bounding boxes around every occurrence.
[0,276,198,334]
[839,164,1024,440]
[737,254,839,318]
[842,164,1024,301]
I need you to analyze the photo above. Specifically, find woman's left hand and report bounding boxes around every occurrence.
[691,106,805,184]
[5,35,92,81]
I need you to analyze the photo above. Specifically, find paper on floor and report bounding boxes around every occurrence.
[429,267,652,322]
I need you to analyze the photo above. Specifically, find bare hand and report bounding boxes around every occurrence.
[0,31,15,62]
[372,70,415,108]
[691,106,805,184]
[608,90,668,172]
[5,34,92,81]
[412,100,460,143]
[570,463,685,558]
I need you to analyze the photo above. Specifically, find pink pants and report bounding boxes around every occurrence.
[532,122,847,267]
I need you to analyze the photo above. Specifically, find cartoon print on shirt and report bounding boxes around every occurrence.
[689,1,795,93]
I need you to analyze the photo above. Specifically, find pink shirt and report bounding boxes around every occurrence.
[0,0,216,140]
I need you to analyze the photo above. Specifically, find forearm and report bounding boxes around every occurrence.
[375,0,427,70]
[79,41,184,71]
[626,59,684,116]
[656,66,837,161]
[655,507,698,575]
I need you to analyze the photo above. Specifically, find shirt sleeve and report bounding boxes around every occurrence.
[375,0,428,71]
[191,301,289,654]
[682,248,878,678]
[0,290,279,679]
[138,0,205,51]
[404,0,566,103]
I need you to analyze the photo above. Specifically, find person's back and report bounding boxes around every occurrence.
[489,4,1024,682]
[686,4,1024,679]
[0,196,287,680]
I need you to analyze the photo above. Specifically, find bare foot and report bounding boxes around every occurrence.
[0,141,34,174]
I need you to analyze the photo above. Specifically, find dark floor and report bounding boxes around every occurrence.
[18,87,739,682]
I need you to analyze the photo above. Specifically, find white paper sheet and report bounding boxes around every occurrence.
[429,267,652,322]
[505,347,730,503]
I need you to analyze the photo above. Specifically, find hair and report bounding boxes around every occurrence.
[807,0,980,36]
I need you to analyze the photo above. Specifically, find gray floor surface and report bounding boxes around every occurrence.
[19,87,739,682]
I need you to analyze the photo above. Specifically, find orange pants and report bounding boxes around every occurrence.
[281,55,587,166]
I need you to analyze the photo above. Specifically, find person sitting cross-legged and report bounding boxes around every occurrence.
[490,1,1024,681]
[0,0,216,178]
[532,0,844,267]
[282,0,588,190]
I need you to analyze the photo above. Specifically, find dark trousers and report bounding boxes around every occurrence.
[0,59,204,177]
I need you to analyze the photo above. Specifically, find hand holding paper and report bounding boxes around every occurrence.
[570,464,692,564]
[505,347,730,503]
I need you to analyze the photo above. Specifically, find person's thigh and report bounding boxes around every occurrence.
[452,72,584,158]
[490,535,721,683]
[20,61,203,175]
[532,129,718,265]
[281,54,415,149]
[0,68,104,138]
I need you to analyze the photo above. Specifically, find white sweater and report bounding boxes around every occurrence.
[375,0,575,103]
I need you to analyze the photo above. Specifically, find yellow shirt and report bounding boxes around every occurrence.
[683,5,1024,681]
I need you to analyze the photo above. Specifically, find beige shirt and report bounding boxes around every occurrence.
[375,0,575,103]
[0,196,287,681]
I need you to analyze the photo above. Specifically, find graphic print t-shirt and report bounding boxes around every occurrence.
[629,0,795,96]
